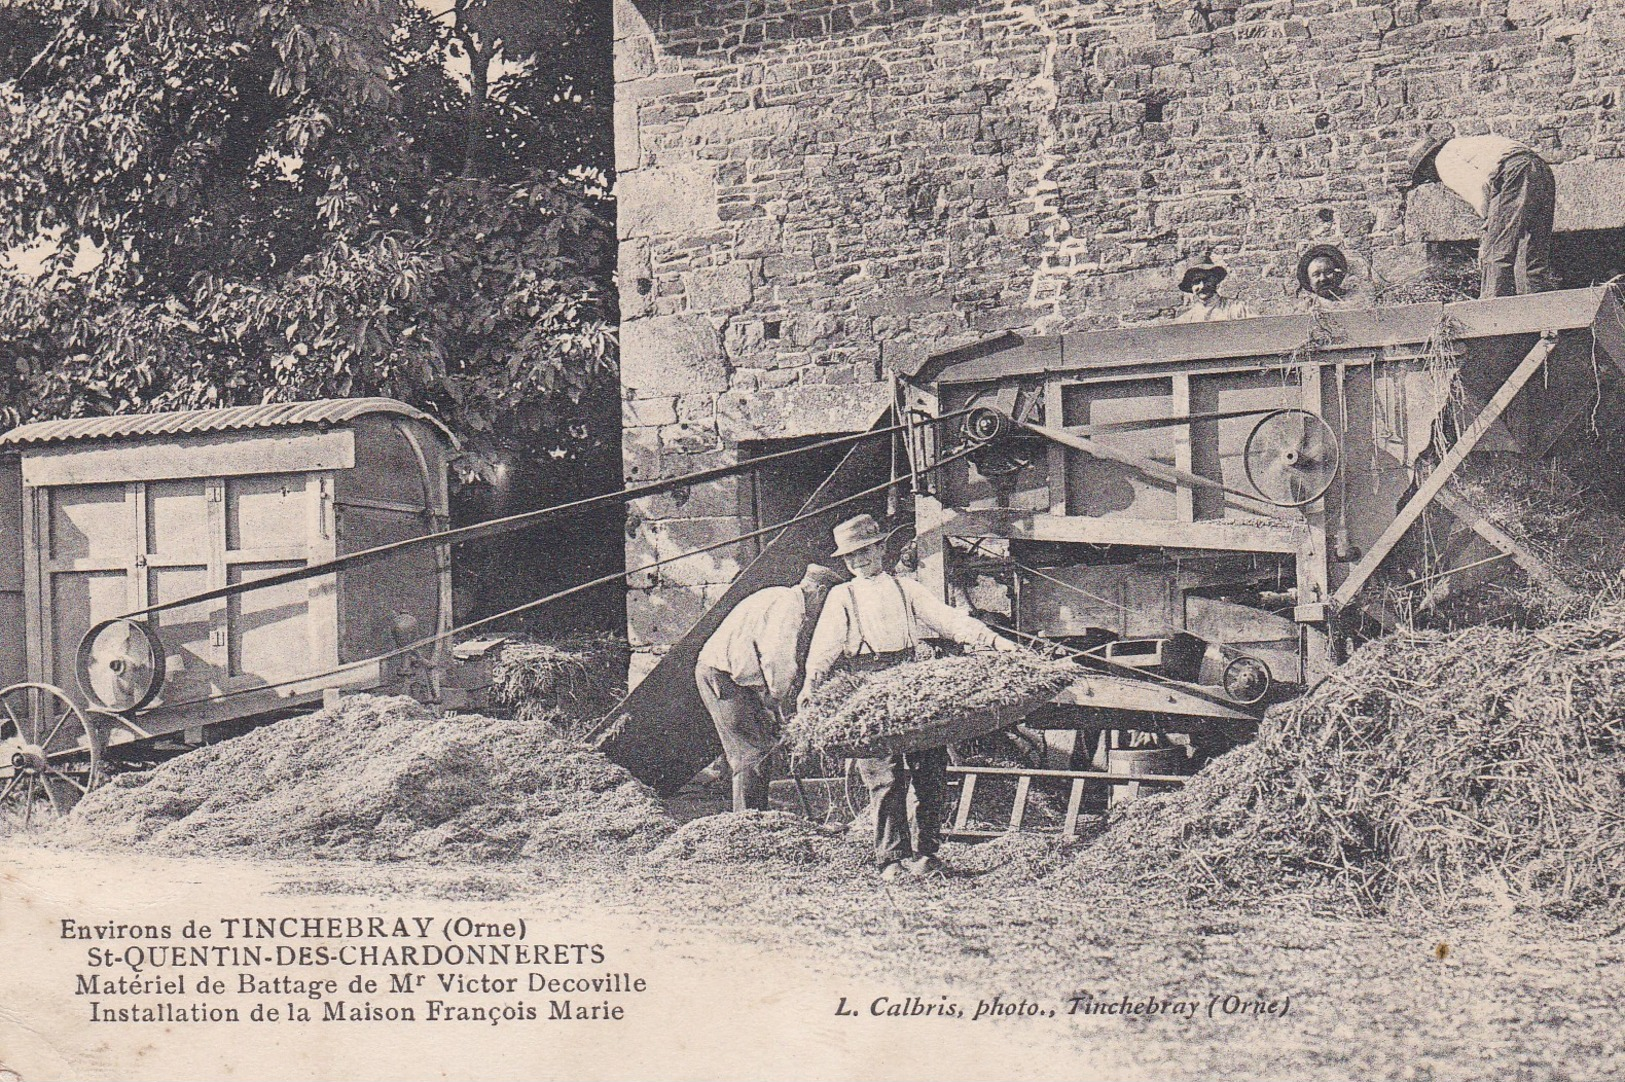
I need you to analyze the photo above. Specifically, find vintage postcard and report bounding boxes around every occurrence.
[2,0,1624,1079]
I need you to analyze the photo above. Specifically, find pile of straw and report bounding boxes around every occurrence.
[56,694,673,863]
[489,633,628,737]
[786,652,1079,758]
[1068,607,1625,916]
[646,811,837,867]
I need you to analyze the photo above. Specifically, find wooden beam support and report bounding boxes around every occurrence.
[945,509,1309,555]
[1432,488,1579,600]
[1332,332,1560,608]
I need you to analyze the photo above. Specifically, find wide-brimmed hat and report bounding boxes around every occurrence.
[800,563,844,589]
[1179,257,1228,293]
[1296,245,1349,293]
[830,514,895,558]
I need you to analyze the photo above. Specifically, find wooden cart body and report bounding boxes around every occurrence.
[0,399,455,748]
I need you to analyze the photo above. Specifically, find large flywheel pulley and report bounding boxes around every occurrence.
[0,682,103,826]
[1242,408,1341,508]
[77,618,166,712]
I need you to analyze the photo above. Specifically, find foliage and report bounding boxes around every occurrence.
[0,0,616,462]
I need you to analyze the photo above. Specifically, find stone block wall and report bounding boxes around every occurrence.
[614,0,1625,682]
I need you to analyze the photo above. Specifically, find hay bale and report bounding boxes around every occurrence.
[786,652,1079,758]
[489,633,628,734]
[55,694,674,863]
[1066,607,1625,917]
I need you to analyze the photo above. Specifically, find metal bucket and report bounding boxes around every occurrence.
[1107,746,1187,807]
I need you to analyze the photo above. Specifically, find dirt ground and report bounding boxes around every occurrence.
[4,833,1620,1082]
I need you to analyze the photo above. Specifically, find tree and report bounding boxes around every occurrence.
[0,0,617,470]
[0,0,623,628]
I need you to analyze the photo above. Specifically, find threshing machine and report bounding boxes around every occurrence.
[603,285,1625,826]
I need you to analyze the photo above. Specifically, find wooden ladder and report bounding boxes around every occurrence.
[947,765,1188,841]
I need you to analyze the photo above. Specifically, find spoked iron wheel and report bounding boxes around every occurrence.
[0,683,103,829]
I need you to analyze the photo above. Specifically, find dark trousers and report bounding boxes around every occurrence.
[1482,151,1558,299]
[856,747,948,867]
[694,663,774,813]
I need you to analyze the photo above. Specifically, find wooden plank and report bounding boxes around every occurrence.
[948,764,1190,785]
[946,509,1308,554]
[1009,774,1031,831]
[1061,779,1086,841]
[917,288,1610,387]
[1019,419,1290,518]
[1171,374,1194,522]
[1044,382,1068,516]
[1332,333,1559,607]
[20,430,354,486]
[953,772,978,834]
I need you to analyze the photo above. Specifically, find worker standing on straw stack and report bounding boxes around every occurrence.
[695,564,844,813]
[800,514,1020,882]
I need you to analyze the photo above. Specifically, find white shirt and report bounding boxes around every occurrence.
[803,573,1005,690]
[696,585,806,702]
[1175,296,1256,323]
[1434,136,1532,218]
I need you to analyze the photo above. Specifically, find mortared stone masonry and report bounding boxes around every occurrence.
[614,0,1625,684]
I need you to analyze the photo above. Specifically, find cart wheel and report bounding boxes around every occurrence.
[0,683,103,828]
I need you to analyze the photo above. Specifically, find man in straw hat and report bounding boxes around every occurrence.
[800,513,1019,881]
[1405,133,1557,299]
[695,563,844,812]
[1294,244,1372,312]
[1174,255,1257,323]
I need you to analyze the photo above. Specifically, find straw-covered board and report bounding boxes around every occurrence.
[786,651,1080,759]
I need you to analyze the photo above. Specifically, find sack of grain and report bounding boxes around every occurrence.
[786,651,1079,759]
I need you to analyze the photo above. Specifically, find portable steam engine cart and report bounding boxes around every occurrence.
[600,285,1625,838]
[0,399,456,824]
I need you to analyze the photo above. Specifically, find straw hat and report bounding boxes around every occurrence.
[829,514,895,558]
[1296,244,1349,294]
[1179,256,1228,293]
[1403,134,1451,189]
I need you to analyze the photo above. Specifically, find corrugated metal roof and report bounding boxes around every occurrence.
[0,398,456,448]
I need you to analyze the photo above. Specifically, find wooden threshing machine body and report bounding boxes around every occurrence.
[899,285,1625,734]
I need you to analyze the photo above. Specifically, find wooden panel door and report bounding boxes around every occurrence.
[39,483,139,696]
[221,474,322,690]
[35,471,328,710]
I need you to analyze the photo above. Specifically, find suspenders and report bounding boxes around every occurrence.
[850,575,916,659]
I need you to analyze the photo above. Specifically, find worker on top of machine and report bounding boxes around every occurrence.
[1406,134,1558,299]
[1294,245,1373,312]
[695,563,844,813]
[1174,256,1257,323]
[799,514,1019,882]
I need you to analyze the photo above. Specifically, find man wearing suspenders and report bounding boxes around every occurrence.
[799,514,1019,881]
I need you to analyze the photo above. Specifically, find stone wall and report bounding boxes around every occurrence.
[614,0,1625,682]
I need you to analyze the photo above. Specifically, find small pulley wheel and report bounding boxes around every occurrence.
[77,619,166,713]
[962,407,1013,444]
[1222,656,1272,706]
[1243,408,1341,507]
